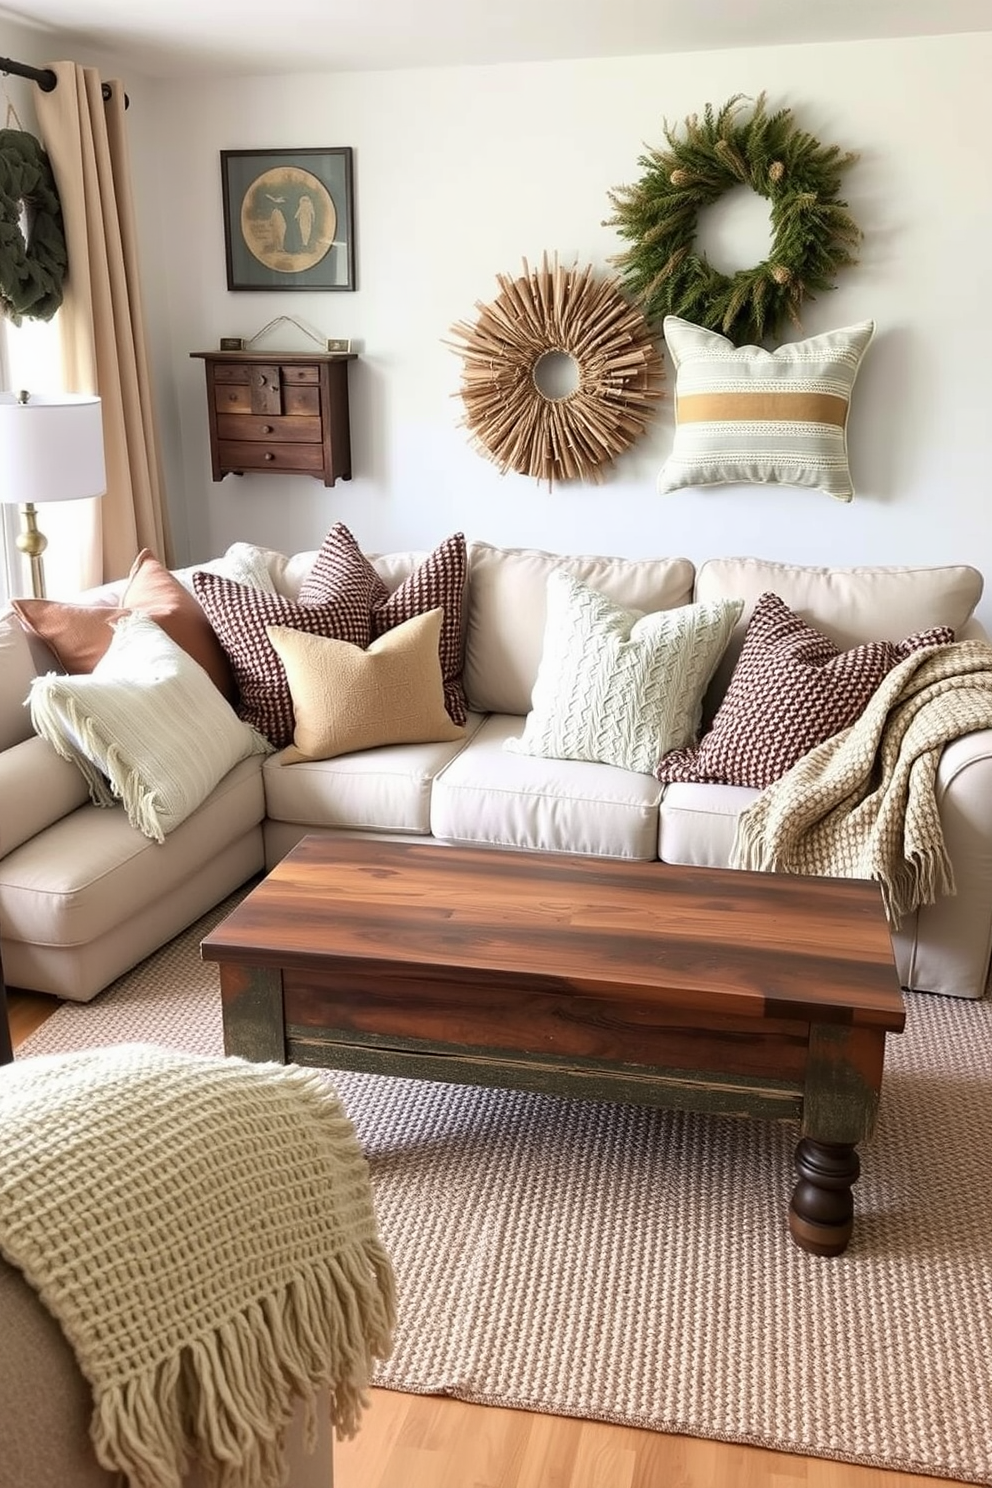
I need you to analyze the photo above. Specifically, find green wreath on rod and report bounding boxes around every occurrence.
[0,129,68,325]
[605,93,862,347]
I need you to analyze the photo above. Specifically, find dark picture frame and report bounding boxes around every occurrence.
[220,147,355,291]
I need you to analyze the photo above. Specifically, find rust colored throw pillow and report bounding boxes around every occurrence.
[192,568,378,748]
[298,523,468,724]
[12,549,237,699]
[655,590,955,789]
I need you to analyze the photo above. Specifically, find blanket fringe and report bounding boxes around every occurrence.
[92,1243,397,1488]
[731,818,956,928]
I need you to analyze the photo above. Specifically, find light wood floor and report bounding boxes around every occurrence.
[7,988,966,1488]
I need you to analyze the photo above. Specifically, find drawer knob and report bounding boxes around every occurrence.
[263,451,275,461]
[261,424,273,433]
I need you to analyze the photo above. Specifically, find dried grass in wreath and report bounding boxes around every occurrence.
[448,253,664,490]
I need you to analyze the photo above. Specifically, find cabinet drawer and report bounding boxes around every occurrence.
[212,364,251,385]
[214,385,252,414]
[214,385,319,416]
[282,385,319,415]
[217,440,325,474]
[280,364,319,384]
[216,414,322,443]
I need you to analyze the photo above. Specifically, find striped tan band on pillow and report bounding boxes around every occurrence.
[677,392,849,427]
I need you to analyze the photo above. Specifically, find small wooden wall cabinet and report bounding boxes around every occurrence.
[190,350,356,487]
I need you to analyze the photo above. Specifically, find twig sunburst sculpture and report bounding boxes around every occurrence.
[448,253,664,490]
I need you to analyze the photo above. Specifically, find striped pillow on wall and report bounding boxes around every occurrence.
[658,316,875,503]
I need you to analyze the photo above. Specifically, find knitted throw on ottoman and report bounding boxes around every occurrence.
[0,1044,396,1488]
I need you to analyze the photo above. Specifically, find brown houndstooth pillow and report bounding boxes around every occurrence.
[299,524,468,724]
[655,590,954,789]
[192,559,378,748]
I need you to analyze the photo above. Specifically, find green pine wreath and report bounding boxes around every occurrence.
[605,94,862,347]
[0,129,68,325]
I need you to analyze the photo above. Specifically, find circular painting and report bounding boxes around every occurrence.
[239,166,335,274]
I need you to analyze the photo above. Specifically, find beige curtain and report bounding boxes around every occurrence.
[35,61,173,586]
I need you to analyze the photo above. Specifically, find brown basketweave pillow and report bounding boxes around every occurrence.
[655,590,955,789]
[298,522,468,724]
[192,569,377,749]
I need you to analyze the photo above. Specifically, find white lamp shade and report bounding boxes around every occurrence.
[0,392,107,506]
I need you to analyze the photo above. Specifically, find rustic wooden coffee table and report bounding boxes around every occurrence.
[201,836,905,1256]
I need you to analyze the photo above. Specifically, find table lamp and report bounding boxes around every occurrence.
[0,390,107,599]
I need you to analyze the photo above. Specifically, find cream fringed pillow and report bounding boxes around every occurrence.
[268,608,465,763]
[659,315,875,502]
[28,613,272,842]
[504,571,742,775]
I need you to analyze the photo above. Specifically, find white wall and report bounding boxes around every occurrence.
[7,21,992,627]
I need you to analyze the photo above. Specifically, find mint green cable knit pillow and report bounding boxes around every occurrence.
[504,570,743,775]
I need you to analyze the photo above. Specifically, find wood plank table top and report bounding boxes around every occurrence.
[203,837,905,1031]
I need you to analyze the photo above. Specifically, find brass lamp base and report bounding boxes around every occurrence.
[15,502,47,600]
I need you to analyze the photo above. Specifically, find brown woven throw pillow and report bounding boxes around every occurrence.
[192,562,378,748]
[655,590,954,789]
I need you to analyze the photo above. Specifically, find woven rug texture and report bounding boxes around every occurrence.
[15,891,992,1485]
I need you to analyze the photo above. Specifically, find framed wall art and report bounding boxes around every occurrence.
[220,147,355,291]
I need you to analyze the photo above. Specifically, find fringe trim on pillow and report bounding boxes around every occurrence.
[28,676,116,808]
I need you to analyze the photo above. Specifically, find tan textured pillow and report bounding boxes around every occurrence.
[267,608,465,763]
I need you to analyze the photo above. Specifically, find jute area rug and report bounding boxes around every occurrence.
[16,891,992,1485]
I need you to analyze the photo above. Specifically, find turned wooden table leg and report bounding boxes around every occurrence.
[789,1138,860,1255]
[791,1021,889,1256]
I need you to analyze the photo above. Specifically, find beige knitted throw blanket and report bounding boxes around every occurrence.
[0,1044,396,1488]
[731,639,992,926]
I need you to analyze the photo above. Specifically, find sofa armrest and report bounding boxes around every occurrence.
[0,737,91,859]
[894,727,992,998]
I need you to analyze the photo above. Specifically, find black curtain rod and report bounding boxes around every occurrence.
[1,54,121,105]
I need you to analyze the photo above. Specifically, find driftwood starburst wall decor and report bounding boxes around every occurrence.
[448,254,664,489]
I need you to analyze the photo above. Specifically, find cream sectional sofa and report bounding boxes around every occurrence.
[1,542,989,1004]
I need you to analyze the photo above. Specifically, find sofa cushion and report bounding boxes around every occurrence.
[657,591,955,789]
[298,524,468,724]
[431,713,663,859]
[267,609,464,763]
[505,572,742,774]
[0,756,264,953]
[658,781,760,867]
[695,556,985,716]
[11,549,238,699]
[658,316,875,502]
[464,542,696,716]
[263,715,486,838]
[28,614,272,843]
[192,568,378,747]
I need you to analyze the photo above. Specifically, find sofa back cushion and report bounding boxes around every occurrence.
[464,542,696,716]
[267,547,429,601]
[0,612,45,750]
[694,556,984,716]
